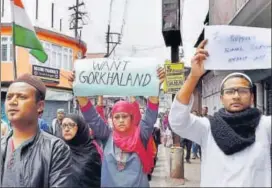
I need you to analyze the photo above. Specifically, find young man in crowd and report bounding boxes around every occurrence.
[169,40,271,187]
[1,74,73,187]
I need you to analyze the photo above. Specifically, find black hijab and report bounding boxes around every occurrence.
[64,114,101,188]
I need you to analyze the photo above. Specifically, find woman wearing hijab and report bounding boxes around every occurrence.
[61,114,102,187]
[67,68,165,187]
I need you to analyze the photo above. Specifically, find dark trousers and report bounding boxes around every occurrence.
[181,139,192,160]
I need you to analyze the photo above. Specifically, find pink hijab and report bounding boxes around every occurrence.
[112,101,155,174]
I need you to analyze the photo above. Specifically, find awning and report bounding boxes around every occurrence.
[45,88,73,101]
[244,69,272,83]
[229,0,271,28]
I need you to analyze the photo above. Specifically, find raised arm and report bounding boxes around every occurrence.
[139,97,159,148]
[130,96,142,126]
[169,40,209,146]
[96,96,107,123]
[78,97,111,141]
[138,67,165,147]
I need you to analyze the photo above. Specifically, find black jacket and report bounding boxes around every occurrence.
[0,130,74,187]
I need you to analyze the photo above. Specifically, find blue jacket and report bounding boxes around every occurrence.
[38,118,51,133]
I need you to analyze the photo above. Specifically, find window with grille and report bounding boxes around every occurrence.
[1,36,13,62]
[63,48,69,70]
[1,44,8,61]
[30,41,73,70]
[68,49,73,70]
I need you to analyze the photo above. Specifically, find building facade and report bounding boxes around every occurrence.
[201,0,271,115]
[1,23,87,125]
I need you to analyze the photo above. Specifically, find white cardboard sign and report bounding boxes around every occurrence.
[204,25,271,70]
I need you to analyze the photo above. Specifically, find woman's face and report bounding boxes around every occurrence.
[112,112,132,132]
[61,118,78,141]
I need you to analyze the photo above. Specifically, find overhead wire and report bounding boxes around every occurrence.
[114,0,129,56]
[118,45,165,52]
[108,0,114,25]
[120,0,129,37]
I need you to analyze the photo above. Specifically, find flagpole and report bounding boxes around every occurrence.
[0,0,2,68]
[11,0,17,79]
[12,25,17,80]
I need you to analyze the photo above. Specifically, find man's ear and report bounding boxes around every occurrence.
[37,100,45,114]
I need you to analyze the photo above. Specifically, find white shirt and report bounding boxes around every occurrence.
[169,97,271,187]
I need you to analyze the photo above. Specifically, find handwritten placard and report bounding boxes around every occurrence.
[73,57,161,96]
[204,25,271,70]
[163,61,185,94]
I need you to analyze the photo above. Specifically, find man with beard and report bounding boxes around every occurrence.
[1,74,73,187]
[169,40,271,187]
[202,106,208,117]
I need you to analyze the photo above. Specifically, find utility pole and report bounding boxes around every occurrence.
[105,24,121,57]
[1,0,4,17]
[36,0,39,20]
[162,0,185,184]
[51,3,54,28]
[59,19,62,32]
[69,0,88,116]
[105,0,128,58]
[162,0,183,145]
[68,0,88,38]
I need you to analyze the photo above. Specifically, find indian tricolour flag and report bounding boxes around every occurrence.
[11,0,47,63]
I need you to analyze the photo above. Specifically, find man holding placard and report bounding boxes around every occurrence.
[169,40,271,187]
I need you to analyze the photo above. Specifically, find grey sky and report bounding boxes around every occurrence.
[2,0,208,64]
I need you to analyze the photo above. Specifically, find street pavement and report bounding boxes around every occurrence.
[150,145,201,187]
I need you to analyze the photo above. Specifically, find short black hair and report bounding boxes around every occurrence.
[221,75,253,95]
[35,89,44,102]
